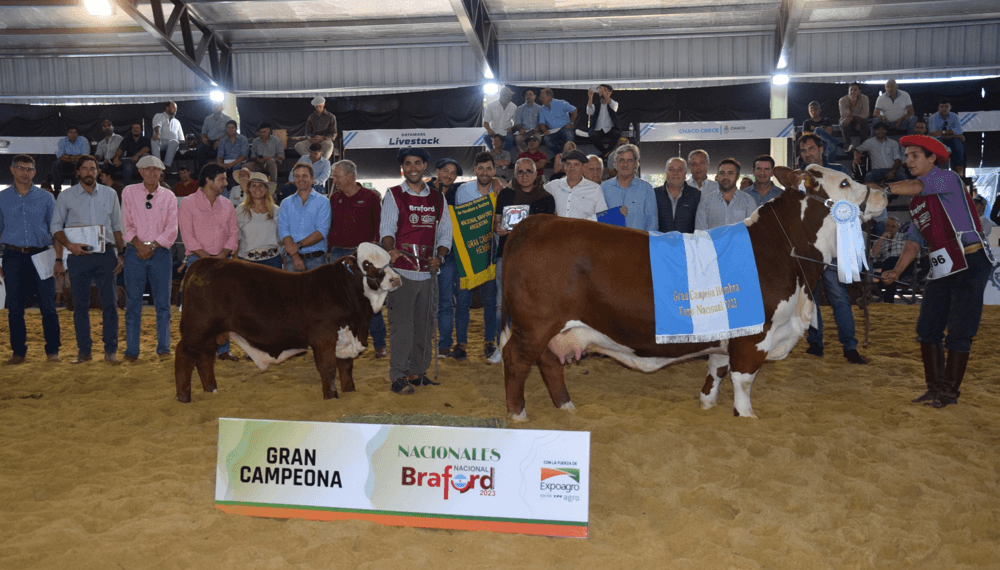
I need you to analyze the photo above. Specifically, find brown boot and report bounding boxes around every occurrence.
[930,350,970,408]
[912,342,944,403]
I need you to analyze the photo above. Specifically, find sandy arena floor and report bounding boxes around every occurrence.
[1,303,998,569]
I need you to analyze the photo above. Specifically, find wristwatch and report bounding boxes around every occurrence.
[296,241,304,250]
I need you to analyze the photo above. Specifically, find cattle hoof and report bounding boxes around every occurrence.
[700,398,715,410]
[511,409,529,422]
[323,391,340,400]
[176,394,191,403]
[559,401,576,412]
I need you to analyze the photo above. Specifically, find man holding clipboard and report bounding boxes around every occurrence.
[51,155,126,364]
[0,154,61,364]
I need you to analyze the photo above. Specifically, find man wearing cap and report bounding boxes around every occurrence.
[52,155,126,364]
[379,147,453,394]
[881,135,993,409]
[586,84,622,159]
[151,101,184,172]
[216,120,249,183]
[279,162,331,272]
[546,149,607,221]
[328,159,387,358]
[873,79,917,135]
[928,98,966,176]
[512,88,542,152]
[295,96,337,161]
[483,87,517,150]
[178,163,239,360]
[857,122,907,184]
[601,144,656,231]
[429,157,467,360]
[198,100,232,172]
[121,155,178,362]
[538,88,579,157]
[1,154,61,364]
[247,122,284,183]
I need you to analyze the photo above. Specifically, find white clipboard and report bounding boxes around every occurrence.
[31,248,56,280]
[62,225,105,260]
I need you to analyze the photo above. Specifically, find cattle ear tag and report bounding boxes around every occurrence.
[797,180,809,195]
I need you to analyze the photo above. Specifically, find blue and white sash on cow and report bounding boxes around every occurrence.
[649,223,765,343]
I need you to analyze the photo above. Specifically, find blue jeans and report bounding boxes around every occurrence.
[124,246,172,357]
[457,278,498,345]
[68,248,119,355]
[186,254,229,355]
[864,168,909,184]
[121,155,148,184]
[246,256,283,269]
[543,126,575,156]
[807,261,858,351]
[2,248,60,357]
[437,254,464,349]
[813,128,841,164]
[284,251,327,272]
[329,246,386,349]
[151,139,180,167]
[938,137,965,169]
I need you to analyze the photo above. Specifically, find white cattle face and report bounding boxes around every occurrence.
[355,242,402,312]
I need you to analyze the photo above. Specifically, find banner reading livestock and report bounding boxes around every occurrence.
[449,193,497,290]
[215,418,591,538]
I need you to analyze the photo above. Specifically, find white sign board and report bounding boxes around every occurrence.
[343,128,489,149]
[958,111,1000,133]
[639,118,795,142]
[0,136,63,154]
[215,418,591,537]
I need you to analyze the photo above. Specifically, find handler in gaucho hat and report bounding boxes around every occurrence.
[879,135,993,409]
[379,147,454,394]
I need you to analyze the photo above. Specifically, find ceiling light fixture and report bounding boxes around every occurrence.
[772,74,789,86]
[84,0,113,16]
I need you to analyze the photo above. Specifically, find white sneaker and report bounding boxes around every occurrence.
[486,347,502,365]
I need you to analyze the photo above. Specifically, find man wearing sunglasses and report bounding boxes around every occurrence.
[121,155,178,362]
[51,155,126,364]
[1,154,61,364]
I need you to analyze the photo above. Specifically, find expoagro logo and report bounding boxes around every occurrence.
[540,467,580,492]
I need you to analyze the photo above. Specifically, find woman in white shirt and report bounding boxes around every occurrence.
[235,172,282,269]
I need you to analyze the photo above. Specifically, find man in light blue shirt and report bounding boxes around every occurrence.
[50,127,90,194]
[198,100,232,171]
[695,158,757,230]
[538,88,578,156]
[278,162,331,272]
[216,120,249,182]
[928,98,965,176]
[600,144,657,231]
[513,88,542,152]
[740,155,783,208]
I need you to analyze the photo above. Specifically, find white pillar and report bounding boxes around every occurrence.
[770,82,789,167]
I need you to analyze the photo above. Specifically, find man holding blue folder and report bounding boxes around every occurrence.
[600,144,657,231]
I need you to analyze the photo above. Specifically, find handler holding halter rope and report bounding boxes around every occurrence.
[879,135,996,409]
[379,147,453,395]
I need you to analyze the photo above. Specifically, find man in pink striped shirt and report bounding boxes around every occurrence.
[122,155,178,362]
[178,163,239,360]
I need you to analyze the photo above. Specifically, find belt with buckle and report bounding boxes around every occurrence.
[3,244,47,255]
[964,243,983,254]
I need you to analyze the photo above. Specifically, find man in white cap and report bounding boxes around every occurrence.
[483,87,517,150]
[294,96,338,161]
[120,155,178,362]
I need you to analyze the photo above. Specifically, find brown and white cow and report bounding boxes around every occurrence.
[175,242,401,402]
[498,165,887,420]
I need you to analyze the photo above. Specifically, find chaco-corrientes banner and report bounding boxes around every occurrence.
[639,119,795,141]
[449,193,497,290]
[215,418,591,537]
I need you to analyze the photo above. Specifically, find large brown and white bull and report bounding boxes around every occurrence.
[175,243,401,402]
[498,166,887,420]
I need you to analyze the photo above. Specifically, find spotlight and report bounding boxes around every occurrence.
[772,74,790,86]
[210,90,225,102]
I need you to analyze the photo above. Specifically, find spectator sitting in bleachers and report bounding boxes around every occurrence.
[517,135,548,174]
[512,88,541,152]
[538,88,578,157]
[871,217,912,303]
[112,122,151,185]
[974,196,996,244]
[857,122,907,184]
[483,87,517,150]
[247,122,284,183]
[550,141,576,180]
[197,100,232,172]
[803,101,841,165]
[277,143,329,203]
[294,96,337,161]
[489,134,512,182]
[838,82,870,145]
[50,126,89,194]
[94,119,123,177]
[151,101,184,172]
[928,98,966,176]
[913,118,928,135]
[873,79,918,135]
[172,165,199,199]
[216,120,249,185]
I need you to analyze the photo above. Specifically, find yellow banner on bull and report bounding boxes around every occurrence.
[449,193,497,290]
